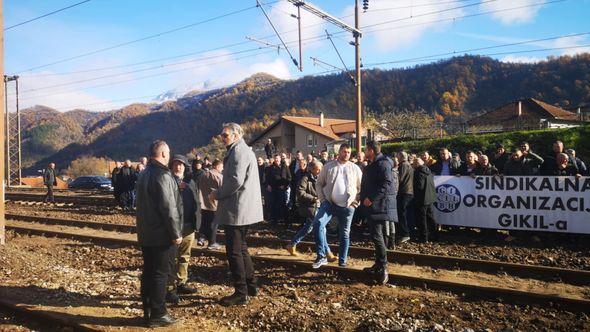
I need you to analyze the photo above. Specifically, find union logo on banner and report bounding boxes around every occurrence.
[434,184,461,213]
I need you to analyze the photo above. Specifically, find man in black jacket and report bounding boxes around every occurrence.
[396,151,414,244]
[413,157,438,243]
[43,163,58,203]
[118,160,137,211]
[264,138,275,159]
[541,153,582,177]
[265,154,291,224]
[361,141,396,284]
[286,161,336,262]
[431,147,460,176]
[167,155,201,301]
[136,140,182,327]
[492,144,510,174]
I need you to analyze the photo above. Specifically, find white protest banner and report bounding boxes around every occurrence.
[432,176,590,234]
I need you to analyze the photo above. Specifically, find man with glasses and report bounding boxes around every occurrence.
[211,123,263,306]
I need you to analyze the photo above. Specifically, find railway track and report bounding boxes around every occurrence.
[6,213,590,286]
[5,193,114,207]
[5,215,590,313]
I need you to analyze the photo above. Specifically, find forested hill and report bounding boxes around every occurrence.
[23,54,590,173]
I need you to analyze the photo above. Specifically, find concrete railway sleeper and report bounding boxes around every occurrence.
[5,222,590,313]
[5,193,114,206]
[6,213,590,287]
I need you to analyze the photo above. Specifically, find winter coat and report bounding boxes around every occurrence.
[214,139,263,226]
[476,164,499,176]
[360,153,397,221]
[174,176,201,236]
[397,161,414,195]
[117,166,136,192]
[198,169,223,211]
[43,167,57,186]
[265,163,291,189]
[135,160,182,246]
[296,172,319,218]
[430,159,460,176]
[413,165,436,206]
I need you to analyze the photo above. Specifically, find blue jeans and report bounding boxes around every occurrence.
[291,217,314,246]
[313,201,354,264]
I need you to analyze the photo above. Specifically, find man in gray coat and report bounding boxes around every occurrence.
[136,140,182,327]
[212,123,263,306]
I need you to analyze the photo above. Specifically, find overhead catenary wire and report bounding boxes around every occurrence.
[16,0,557,78]
[13,0,572,99]
[5,0,92,31]
[256,0,300,70]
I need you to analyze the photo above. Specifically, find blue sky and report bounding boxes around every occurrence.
[5,0,590,112]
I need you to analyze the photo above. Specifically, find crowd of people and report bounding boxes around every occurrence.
[58,130,587,327]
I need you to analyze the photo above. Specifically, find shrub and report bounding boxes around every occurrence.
[67,156,111,178]
[381,125,590,161]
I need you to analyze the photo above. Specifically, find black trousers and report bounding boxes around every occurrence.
[396,194,414,238]
[415,204,438,242]
[368,217,388,268]
[140,245,177,318]
[44,185,54,202]
[224,225,256,296]
[201,210,219,244]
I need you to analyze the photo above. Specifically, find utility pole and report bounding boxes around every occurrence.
[286,0,364,150]
[4,74,20,187]
[354,0,362,152]
[0,0,6,245]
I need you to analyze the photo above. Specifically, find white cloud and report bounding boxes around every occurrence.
[500,55,542,63]
[339,0,466,52]
[552,35,590,56]
[481,0,547,25]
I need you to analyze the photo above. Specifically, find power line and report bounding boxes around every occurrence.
[14,0,493,77]
[368,31,590,66]
[15,1,280,73]
[5,0,92,31]
[17,48,280,101]
[14,0,571,98]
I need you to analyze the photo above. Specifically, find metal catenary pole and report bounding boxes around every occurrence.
[354,0,362,152]
[0,0,6,245]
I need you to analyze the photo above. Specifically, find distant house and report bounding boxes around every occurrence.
[249,113,365,156]
[466,98,587,133]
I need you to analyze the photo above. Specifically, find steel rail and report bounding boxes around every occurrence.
[6,222,590,313]
[6,214,590,287]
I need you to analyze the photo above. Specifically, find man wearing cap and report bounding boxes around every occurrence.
[167,154,201,302]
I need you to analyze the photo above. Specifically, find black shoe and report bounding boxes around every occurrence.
[142,308,151,323]
[149,314,177,327]
[395,236,411,245]
[363,264,379,275]
[220,293,248,307]
[165,291,180,305]
[247,285,258,297]
[177,283,197,295]
[377,267,389,285]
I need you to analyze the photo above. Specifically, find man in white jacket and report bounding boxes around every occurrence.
[312,143,363,269]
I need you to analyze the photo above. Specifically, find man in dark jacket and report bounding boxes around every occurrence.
[265,154,291,224]
[413,157,438,243]
[118,159,137,211]
[431,147,460,175]
[566,149,588,175]
[135,140,182,327]
[476,155,499,176]
[519,142,544,175]
[264,138,275,159]
[541,153,582,176]
[286,161,336,261]
[504,148,544,176]
[167,155,201,301]
[361,141,396,284]
[395,151,414,244]
[111,161,122,205]
[492,144,510,174]
[43,163,57,203]
[457,151,480,176]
